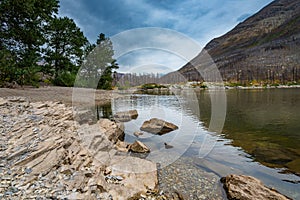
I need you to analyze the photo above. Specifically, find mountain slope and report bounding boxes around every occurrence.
[176,0,300,84]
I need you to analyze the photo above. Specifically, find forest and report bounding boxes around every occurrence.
[0,0,118,89]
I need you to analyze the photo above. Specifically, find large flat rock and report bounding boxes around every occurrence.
[221,174,292,200]
[140,118,178,135]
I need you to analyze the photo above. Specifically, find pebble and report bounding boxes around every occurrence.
[157,156,225,200]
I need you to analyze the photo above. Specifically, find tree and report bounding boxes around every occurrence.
[44,16,88,85]
[98,59,119,89]
[0,0,59,85]
[80,33,118,89]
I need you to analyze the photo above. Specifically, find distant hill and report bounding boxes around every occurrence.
[170,0,300,84]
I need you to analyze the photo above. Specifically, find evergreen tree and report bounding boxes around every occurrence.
[44,16,88,86]
[0,0,59,85]
[80,33,118,89]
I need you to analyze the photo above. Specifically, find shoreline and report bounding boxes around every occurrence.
[169,83,300,90]
[0,91,292,199]
[0,96,159,199]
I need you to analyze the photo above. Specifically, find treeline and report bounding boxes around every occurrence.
[0,0,118,89]
[115,72,188,88]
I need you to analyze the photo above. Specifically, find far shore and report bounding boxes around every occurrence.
[0,84,299,107]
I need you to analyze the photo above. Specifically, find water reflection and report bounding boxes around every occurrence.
[95,89,300,199]
[96,89,300,175]
[95,104,113,120]
[190,89,300,175]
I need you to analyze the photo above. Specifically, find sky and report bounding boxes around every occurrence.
[59,0,274,74]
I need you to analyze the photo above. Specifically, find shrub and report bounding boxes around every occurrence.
[141,83,167,89]
[52,71,76,87]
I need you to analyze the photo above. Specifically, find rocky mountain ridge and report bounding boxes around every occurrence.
[176,0,300,84]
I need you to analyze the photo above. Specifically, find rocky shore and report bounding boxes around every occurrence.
[0,96,159,199]
[0,91,294,200]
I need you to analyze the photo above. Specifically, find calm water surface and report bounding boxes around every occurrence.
[98,88,300,199]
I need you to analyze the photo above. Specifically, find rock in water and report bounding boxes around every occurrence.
[164,142,173,149]
[133,131,143,137]
[129,141,150,153]
[113,110,138,122]
[140,118,178,135]
[221,174,292,200]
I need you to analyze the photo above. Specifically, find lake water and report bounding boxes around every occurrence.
[97,88,300,199]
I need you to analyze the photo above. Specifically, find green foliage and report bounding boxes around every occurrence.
[116,81,131,90]
[0,50,16,84]
[190,82,208,89]
[286,81,300,86]
[0,0,59,86]
[44,17,88,79]
[141,83,167,89]
[97,60,119,90]
[270,83,280,87]
[52,71,77,87]
[0,1,118,89]
[78,33,119,90]
[225,82,244,87]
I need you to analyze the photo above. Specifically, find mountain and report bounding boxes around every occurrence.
[173,0,300,84]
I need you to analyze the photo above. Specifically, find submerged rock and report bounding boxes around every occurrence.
[133,131,143,137]
[164,142,174,149]
[114,110,138,122]
[220,174,292,200]
[129,141,150,153]
[140,118,178,135]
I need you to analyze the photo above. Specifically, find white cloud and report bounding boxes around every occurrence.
[117,49,187,73]
[59,0,273,73]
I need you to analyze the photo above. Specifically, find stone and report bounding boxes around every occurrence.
[84,170,93,178]
[140,118,178,135]
[164,142,174,149]
[221,174,292,200]
[0,98,7,106]
[113,110,138,122]
[114,140,129,152]
[109,156,158,199]
[75,109,96,125]
[129,141,150,153]
[7,96,26,103]
[104,167,112,175]
[65,172,86,191]
[97,119,124,143]
[0,97,159,199]
[133,131,143,137]
[60,166,72,175]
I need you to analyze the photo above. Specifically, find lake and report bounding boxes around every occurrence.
[97,88,300,199]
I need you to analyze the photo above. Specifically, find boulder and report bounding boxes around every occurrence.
[114,110,138,122]
[129,141,150,153]
[97,118,125,143]
[109,155,158,198]
[140,118,178,135]
[114,140,129,152]
[221,174,291,200]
